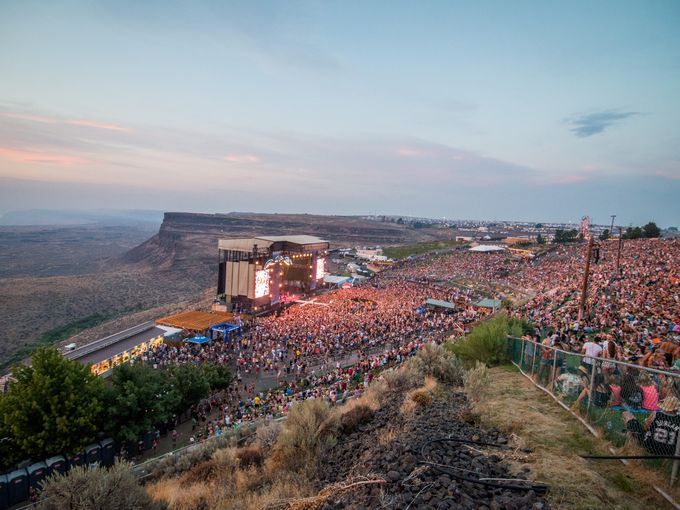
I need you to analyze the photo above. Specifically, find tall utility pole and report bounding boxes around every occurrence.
[616,226,623,274]
[610,215,616,235]
[578,235,595,323]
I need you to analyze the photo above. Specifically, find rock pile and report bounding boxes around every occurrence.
[318,391,548,510]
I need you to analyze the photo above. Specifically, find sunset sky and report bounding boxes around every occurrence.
[1,1,679,225]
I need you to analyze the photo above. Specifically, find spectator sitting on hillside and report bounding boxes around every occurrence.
[623,396,680,455]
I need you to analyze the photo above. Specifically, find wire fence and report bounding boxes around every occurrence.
[508,335,680,489]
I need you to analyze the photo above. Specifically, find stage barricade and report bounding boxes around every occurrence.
[85,443,102,466]
[45,455,67,476]
[27,461,47,490]
[99,438,115,467]
[0,473,8,510]
[7,469,28,506]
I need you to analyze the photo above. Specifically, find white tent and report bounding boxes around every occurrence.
[323,275,351,285]
[469,244,506,252]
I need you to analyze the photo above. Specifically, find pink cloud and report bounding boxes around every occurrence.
[397,148,420,156]
[224,154,261,163]
[5,112,59,124]
[0,147,90,166]
[4,112,130,132]
[66,119,130,132]
[551,174,590,184]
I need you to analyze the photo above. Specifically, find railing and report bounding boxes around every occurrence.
[507,335,680,494]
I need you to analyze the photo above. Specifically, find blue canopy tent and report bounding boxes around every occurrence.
[185,335,211,345]
[209,322,242,341]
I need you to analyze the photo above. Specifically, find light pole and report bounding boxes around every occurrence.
[578,235,595,323]
[610,215,616,236]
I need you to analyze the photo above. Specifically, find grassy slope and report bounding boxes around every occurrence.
[471,366,675,509]
[383,239,463,259]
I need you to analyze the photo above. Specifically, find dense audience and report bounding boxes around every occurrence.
[132,237,679,450]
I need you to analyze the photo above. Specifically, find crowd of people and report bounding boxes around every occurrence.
[131,237,679,454]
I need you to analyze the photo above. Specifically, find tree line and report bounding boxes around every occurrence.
[0,347,232,471]
[554,221,661,243]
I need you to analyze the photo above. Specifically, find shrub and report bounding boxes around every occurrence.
[340,403,374,433]
[410,389,433,407]
[255,421,281,452]
[409,343,464,385]
[38,462,154,510]
[236,445,264,469]
[383,365,423,391]
[181,458,221,485]
[463,362,490,404]
[448,314,522,366]
[269,399,339,474]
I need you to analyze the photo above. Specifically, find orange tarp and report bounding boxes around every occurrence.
[156,310,234,331]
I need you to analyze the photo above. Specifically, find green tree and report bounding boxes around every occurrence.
[599,229,610,241]
[536,233,546,245]
[447,314,525,366]
[642,222,660,238]
[553,229,578,243]
[105,363,178,442]
[165,364,210,415]
[0,348,105,467]
[624,226,643,239]
[201,363,233,391]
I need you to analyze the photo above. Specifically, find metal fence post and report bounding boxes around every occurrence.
[586,360,597,414]
[549,348,558,393]
[530,340,537,376]
[519,337,525,368]
[672,423,680,486]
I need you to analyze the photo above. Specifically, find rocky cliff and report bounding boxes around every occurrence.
[123,212,454,269]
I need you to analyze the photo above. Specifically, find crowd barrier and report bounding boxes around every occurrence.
[507,335,680,493]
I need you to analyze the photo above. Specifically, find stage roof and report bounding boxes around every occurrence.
[424,298,457,310]
[156,311,233,331]
[218,235,328,252]
[257,235,328,244]
[475,298,503,309]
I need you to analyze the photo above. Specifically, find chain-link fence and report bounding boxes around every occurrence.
[508,335,680,488]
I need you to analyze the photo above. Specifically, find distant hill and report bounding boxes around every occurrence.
[123,211,457,269]
[0,209,165,226]
[0,211,456,368]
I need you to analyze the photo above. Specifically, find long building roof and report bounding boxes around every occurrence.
[218,235,328,252]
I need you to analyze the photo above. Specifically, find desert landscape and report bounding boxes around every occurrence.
[0,212,456,370]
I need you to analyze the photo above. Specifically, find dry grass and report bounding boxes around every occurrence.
[265,475,387,510]
[237,445,264,469]
[256,421,281,452]
[147,450,314,510]
[377,427,398,447]
[467,366,675,509]
[401,376,438,414]
[269,399,340,475]
[148,478,214,509]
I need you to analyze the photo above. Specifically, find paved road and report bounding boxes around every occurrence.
[74,326,167,365]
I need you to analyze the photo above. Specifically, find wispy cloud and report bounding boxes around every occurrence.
[566,110,640,138]
[4,110,130,132]
[224,154,261,163]
[0,147,90,166]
